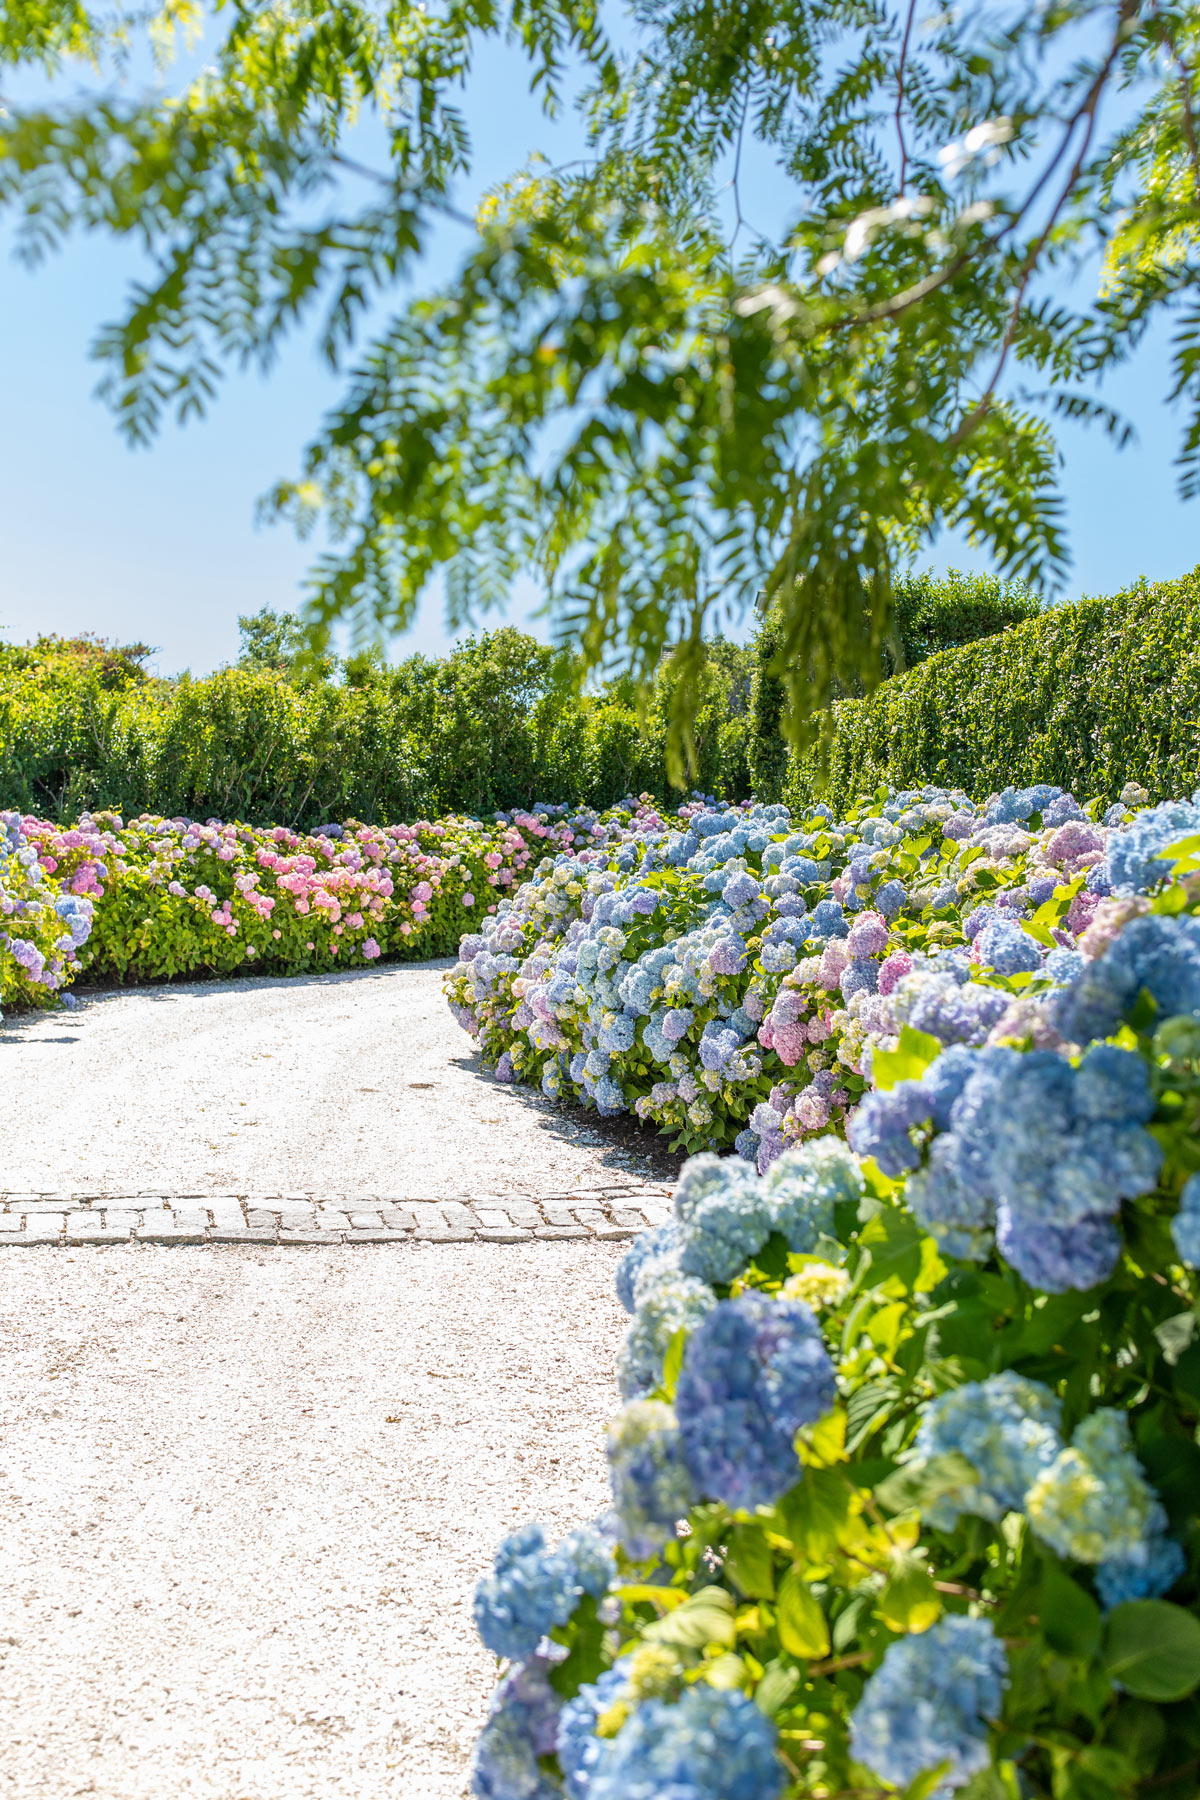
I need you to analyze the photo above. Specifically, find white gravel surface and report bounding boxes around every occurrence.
[1,961,673,1196]
[0,1243,626,1799]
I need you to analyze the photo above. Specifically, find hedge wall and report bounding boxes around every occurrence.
[784,567,1200,809]
[0,627,754,825]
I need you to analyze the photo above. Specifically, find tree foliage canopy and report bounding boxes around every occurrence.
[4,0,1200,766]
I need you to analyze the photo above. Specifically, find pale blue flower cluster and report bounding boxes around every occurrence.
[849,1615,1007,1794]
[617,1262,715,1399]
[556,1668,627,1798]
[1172,1172,1200,1267]
[1025,1409,1156,1564]
[857,1042,1162,1290]
[584,1685,785,1800]
[473,1522,615,1661]
[915,1373,1062,1529]
[605,1399,693,1556]
[1104,792,1200,892]
[675,1292,836,1509]
[1053,913,1200,1044]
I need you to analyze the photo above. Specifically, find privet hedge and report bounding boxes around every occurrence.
[785,569,1200,811]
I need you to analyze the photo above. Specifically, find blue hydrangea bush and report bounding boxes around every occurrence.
[447,779,1200,1161]
[465,798,1200,1800]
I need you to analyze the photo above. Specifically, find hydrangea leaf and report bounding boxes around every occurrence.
[725,1525,776,1601]
[874,1452,980,1517]
[1039,1560,1101,1661]
[870,1025,944,1092]
[644,1586,737,1651]
[776,1567,830,1660]
[1103,1601,1200,1701]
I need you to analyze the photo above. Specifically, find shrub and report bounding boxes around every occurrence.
[0,626,754,826]
[463,793,1200,1800]
[784,567,1200,811]
[748,570,1045,797]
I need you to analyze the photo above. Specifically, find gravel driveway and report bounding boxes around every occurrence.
[0,963,664,1797]
[1,961,677,1196]
[0,1243,626,1799]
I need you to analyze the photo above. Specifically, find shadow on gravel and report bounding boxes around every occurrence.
[449,1043,686,1184]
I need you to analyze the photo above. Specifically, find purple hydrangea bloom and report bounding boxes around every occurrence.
[675,1293,836,1509]
[847,1080,932,1176]
[974,917,1043,976]
[995,1205,1121,1292]
[470,1655,563,1800]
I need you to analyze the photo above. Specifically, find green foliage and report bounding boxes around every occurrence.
[4,0,1200,761]
[784,565,1200,810]
[0,625,754,824]
[750,570,1044,798]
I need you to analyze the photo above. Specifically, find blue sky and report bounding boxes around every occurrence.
[1,32,1196,677]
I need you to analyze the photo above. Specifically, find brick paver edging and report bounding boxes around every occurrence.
[0,1188,673,1245]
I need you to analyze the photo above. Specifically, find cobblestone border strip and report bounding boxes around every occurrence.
[0,1187,673,1245]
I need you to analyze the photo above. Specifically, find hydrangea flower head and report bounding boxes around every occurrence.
[606,1400,693,1557]
[914,1372,1063,1528]
[587,1684,785,1800]
[675,1293,836,1509]
[1025,1409,1155,1563]
[615,1224,685,1314]
[849,1615,1007,1795]
[1171,1171,1200,1268]
[618,1265,715,1398]
[473,1523,614,1661]
[761,1135,863,1250]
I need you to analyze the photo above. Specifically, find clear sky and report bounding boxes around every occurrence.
[1,32,1196,678]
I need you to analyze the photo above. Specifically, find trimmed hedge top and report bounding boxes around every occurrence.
[785,567,1200,810]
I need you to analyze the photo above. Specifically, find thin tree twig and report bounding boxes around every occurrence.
[948,0,1134,452]
[894,0,918,196]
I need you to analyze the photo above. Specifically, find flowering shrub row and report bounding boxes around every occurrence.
[464,798,1200,1800]
[446,778,1198,1164]
[0,799,670,999]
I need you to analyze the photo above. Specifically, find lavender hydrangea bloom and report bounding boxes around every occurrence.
[675,1293,836,1509]
[914,1373,1063,1528]
[847,1080,932,1176]
[587,1685,785,1800]
[721,869,761,907]
[897,971,1009,1046]
[974,916,1043,976]
[875,878,908,919]
[606,1400,693,1556]
[996,1206,1122,1293]
[849,1616,1008,1795]
[470,1655,563,1800]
